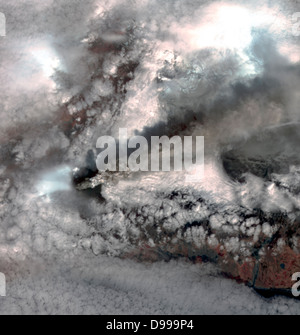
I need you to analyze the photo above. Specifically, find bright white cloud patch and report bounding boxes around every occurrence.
[36,166,72,197]
[31,45,61,78]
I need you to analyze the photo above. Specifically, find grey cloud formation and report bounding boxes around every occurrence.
[1,256,299,315]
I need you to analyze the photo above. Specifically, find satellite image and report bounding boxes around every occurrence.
[0,0,299,315]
